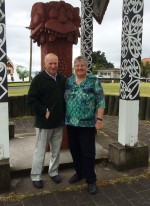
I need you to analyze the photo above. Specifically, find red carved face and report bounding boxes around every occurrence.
[45,5,76,34]
[29,2,80,45]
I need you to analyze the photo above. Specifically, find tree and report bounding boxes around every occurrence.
[16,65,29,81]
[141,61,150,77]
[91,50,114,74]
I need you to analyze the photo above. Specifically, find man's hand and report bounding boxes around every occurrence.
[45,110,50,119]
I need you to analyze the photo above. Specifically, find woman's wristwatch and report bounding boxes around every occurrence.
[97,118,102,122]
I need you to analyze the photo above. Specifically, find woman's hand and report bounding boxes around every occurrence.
[95,120,103,130]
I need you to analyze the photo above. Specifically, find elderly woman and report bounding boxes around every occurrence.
[65,56,105,195]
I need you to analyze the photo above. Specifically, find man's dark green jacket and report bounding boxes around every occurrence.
[27,70,66,129]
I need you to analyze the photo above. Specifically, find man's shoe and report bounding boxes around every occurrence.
[32,180,43,188]
[69,174,83,184]
[88,183,97,195]
[51,175,61,183]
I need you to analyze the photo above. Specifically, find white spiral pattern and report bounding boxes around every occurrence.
[120,0,144,100]
[81,0,93,72]
[0,1,7,100]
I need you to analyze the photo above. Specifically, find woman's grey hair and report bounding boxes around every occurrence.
[74,56,88,66]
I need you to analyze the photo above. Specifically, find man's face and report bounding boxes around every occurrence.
[45,55,58,76]
[74,60,87,77]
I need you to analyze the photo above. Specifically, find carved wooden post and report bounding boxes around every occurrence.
[80,0,109,72]
[109,0,148,170]
[0,0,10,191]
[118,0,144,146]
[81,0,93,72]
[29,1,80,149]
[29,1,80,77]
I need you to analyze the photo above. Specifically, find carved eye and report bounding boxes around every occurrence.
[49,9,59,18]
[66,10,73,21]
[33,14,41,25]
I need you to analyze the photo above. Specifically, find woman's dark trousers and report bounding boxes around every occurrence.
[67,125,96,184]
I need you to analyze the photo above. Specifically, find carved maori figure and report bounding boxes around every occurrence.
[29,1,80,46]
[29,1,80,149]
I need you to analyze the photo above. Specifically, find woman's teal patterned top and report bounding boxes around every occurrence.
[65,73,105,127]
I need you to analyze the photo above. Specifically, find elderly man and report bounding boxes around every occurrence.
[27,53,66,188]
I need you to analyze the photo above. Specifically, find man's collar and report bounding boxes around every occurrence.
[45,70,57,80]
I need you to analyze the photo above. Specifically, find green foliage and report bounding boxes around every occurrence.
[141,62,150,77]
[16,65,29,81]
[91,51,114,74]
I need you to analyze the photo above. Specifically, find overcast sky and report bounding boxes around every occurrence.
[5,0,150,72]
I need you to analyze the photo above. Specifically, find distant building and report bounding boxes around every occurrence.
[141,58,150,78]
[142,58,150,65]
[7,57,14,81]
[97,68,120,79]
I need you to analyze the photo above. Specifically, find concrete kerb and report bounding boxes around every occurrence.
[10,132,109,176]
[14,133,36,138]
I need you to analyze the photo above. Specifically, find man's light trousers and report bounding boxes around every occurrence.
[31,126,63,181]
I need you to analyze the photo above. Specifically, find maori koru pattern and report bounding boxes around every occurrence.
[120,0,144,100]
[0,0,7,101]
[81,0,93,72]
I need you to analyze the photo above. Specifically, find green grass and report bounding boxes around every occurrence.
[139,82,150,97]
[8,88,29,96]
[8,82,150,97]
[8,82,30,87]
[8,82,30,96]
[102,82,150,97]
[102,83,120,96]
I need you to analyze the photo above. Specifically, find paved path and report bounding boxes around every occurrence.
[0,176,150,205]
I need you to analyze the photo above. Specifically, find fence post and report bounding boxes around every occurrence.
[145,97,150,120]
[139,97,148,120]
[108,95,116,116]
[104,95,109,115]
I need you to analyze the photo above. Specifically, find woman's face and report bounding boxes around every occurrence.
[74,60,88,78]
